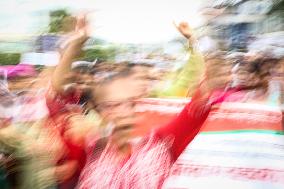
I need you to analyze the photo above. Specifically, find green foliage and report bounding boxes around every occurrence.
[0,53,21,65]
[80,47,117,62]
[48,9,70,33]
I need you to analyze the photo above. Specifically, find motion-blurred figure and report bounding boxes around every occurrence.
[154,22,205,98]
[67,20,229,188]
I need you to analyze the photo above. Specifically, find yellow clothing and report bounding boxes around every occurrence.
[155,49,204,98]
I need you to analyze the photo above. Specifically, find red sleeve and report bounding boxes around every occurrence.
[156,88,227,161]
[45,84,82,117]
[63,139,86,170]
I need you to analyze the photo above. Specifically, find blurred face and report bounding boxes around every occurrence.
[130,66,152,96]
[234,63,269,88]
[93,75,146,148]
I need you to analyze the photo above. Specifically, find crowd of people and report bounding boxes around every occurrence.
[0,13,284,189]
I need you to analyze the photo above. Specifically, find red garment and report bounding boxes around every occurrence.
[79,133,173,189]
[45,85,86,188]
[157,88,239,161]
[78,88,228,189]
[45,85,82,117]
[156,104,207,161]
[157,89,209,161]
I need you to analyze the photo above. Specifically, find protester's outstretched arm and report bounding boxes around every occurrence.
[154,21,204,98]
[52,15,89,93]
[157,81,226,161]
[174,21,196,50]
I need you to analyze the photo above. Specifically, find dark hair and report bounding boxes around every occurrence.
[100,66,135,84]
[247,57,278,77]
[132,63,154,68]
[79,88,93,106]
[72,65,94,74]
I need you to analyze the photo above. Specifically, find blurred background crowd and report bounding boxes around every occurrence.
[0,0,284,189]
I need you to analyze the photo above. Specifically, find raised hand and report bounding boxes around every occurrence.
[62,14,89,48]
[53,13,90,94]
[174,21,193,39]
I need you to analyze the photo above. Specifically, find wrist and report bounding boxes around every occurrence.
[185,34,192,39]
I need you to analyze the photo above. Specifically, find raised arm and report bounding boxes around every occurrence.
[174,21,196,50]
[157,21,226,160]
[52,15,89,93]
[155,21,204,98]
[156,82,211,159]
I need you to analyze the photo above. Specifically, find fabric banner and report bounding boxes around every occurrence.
[135,98,284,189]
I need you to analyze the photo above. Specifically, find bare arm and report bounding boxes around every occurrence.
[174,21,196,50]
[52,44,82,93]
[52,15,89,93]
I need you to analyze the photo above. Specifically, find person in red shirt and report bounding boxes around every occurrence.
[73,20,228,188]
[45,15,95,189]
[76,62,227,189]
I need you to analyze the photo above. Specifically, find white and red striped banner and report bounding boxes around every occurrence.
[135,98,284,189]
